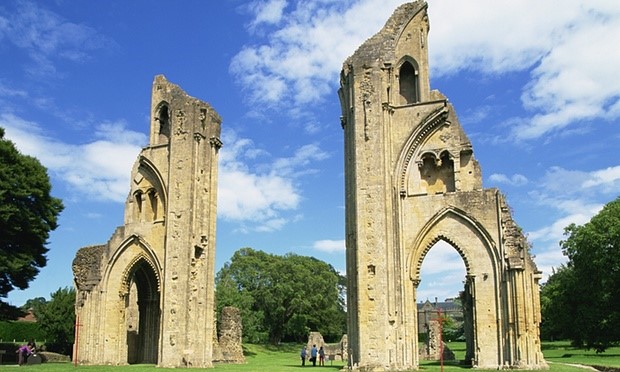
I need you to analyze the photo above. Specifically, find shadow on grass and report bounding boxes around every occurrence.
[284,364,345,369]
[420,360,472,369]
[242,345,257,357]
[554,354,620,359]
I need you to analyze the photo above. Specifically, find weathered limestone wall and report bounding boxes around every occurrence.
[216,307,245,364]
[339,1,546,371]
[73,75,222,368]
[419,320,455,361]
[306,332,348,361]
[153,75,222,368]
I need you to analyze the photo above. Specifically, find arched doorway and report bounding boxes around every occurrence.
[417,240,468,361]
[125,258,160,364]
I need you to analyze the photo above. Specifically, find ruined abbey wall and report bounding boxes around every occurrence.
[73,75,222,367]
[339,2,547,370]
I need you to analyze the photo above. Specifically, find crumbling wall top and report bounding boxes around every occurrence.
[72,244,105,291]
[152,74,222,125]
[344,1,427,69]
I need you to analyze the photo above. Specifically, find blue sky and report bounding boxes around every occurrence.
[2,0,619,307]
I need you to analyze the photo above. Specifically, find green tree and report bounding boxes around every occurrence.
[546,196,620,351]
[540,265,576,341]
[21,297,47,313]
[0,127,64,319]
[216,248,346,344]
[34,287,75,355]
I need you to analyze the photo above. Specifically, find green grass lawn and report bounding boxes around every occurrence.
[541,341,620,368]
[4,341,619,371]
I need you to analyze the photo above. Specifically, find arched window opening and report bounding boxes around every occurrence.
[439,151,456,193]
[148,190,158,221]
[157,105,170,143]
[134,191,143,222]
[418,152,455,194]
[399,61,419,104]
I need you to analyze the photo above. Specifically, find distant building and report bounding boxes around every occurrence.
[17,308,37,323]
[417,298,463,335]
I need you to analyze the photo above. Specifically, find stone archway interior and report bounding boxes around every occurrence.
[126,259,160,364]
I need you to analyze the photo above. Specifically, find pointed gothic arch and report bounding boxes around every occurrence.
[103,235,163,286]
[408,206,500,282]
[395,105,450,196]
[138,156,167,216]
[121,255,161,364]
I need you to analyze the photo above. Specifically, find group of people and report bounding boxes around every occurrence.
[16,341,36,366]
[300,344,325,366]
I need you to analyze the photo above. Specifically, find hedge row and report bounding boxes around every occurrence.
[0,321,45,344]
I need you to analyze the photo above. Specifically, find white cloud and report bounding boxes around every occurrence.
[429,0,620,140]
[419,240,466,276]
[2,112,329,232]
[0,83,28,98]
[247,0,288,29]
[581,165,620,190]
[460,105,492,126]
[528,213,594,244]
[233,0,620,139]
[488,173,528,186]
[230,0,403,108]
[272,143,330,176]
[416,240,467,300]
[217,168,300,221]
[217,129,329,232]
[313,239,345,253]
[530,246,567,283]
[538,166,620,198]
[525,164,617,282]
[1,112,145,202]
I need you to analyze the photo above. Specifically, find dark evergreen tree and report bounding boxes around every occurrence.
[0,127,64,319]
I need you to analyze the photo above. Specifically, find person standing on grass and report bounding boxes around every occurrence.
[310,344,318,366]
[319,346,325,366]
[300,345,308,366]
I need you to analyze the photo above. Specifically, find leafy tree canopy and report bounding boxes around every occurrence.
[542,196,620,351]
[34,287,75,355]
[216,247,346,344]
[0,127,64,319]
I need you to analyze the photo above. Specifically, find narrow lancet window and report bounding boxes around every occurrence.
[399,61,419,104]
[157,105,170,143]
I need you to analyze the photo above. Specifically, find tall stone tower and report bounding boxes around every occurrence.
[339,2,546,370]
[72,75,222,367]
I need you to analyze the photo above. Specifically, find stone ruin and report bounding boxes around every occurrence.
[72,75,223,367]
[70,2,550,371]
[306,331,348,362]
[213,306,245,364]
[340,1,547,370]
[419,320,455,361]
